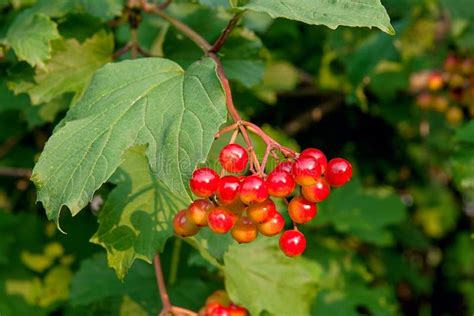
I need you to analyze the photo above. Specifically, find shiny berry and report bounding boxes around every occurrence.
[247,198,276,223]
[228,304,248,316]
[301,148,327,174]
[231,216,258,243]
[208,207,236,234]
[205,303,230,316]
[217,175,240,205]
[219,144,248,173]
[279,230,306,257]
[173,209,199,237]
[288,195,317,224]
[239,175,269,205]
[301,178,330,203]
[292,155,321,186]
[274,161,293,173]
[266,171,295,197]
[190,168,220,198]
[325,158,353,187]
[258,211,285,237]
[187,199,214,226]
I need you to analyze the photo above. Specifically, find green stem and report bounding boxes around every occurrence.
[169,238,182,286]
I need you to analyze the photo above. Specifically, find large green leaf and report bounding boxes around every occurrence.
[31,57,227,221]
[233,0,395,35]
[10,31,114,105]
[6,12,60,67]
[224,238,321,316]
[90,146,188,279]
[315,179,407,246]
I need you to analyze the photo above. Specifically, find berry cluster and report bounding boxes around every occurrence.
[173,143,352,257]
[198,290,247,316]
[412,54,474,125]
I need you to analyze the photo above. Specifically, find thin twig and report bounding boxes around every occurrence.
[157,0,172,10]
[154,255,173,315]
[209,11,244,53]
[0,168,32,178]
[113,43,133,59]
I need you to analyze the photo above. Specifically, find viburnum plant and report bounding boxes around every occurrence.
[8,0,396,314]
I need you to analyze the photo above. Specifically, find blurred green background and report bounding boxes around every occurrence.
[0,0,473,315]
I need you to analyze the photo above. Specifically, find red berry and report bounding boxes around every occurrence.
[247,198,276,223]
[208,207,236,234]
[239,175,269,205]
[301,148,327,174]
[279,230,306,257]
[301,178,330,203]
[205,303,230,316]
[187,199,214,226]
[258,211,285,237]
[219,144,248,173]
[216,175,240,205]
[288,195,317,224]
[231,216,258,243]
[190,168,220,198]
[292,155,321,186]
[444,54,459,72]
[266,171,295,198]
[173,209,199,237]
[228,304,248,316]
[274,161,293,173]
[325,158,352,187]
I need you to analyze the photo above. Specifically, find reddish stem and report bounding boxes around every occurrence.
[154,255,172,314]
[209,11,244,53]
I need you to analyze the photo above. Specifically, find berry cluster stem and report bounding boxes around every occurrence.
[153,254,197,316]
[139,0,297,167]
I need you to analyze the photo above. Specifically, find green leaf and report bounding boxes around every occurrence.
[440,0,474,20]
[6,12,60,67]
[233,0,395,35]
[90,146,188,279]
[11,30,114,105]
[224,238,321,316]
[198,0,231,8]
[70,253,160,314]
[32,57,226,222]
[219,28,266,88]
[75,0,124,20]
[315,179,407,246]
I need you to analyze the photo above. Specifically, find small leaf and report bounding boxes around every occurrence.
[31,57,227,221]
[224,238,321,316]
[90,146,189,279]
[233,0,395,35]
[6,12,60,67]
[10,31,114,105]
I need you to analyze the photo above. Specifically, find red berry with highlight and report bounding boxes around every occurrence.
[279,230,306,257]
[325,158,353,187]
[205,303,230,316]
[208,207,236,234]
[301,178,330,203]
[229,304,248,316]
[266,171,295,197]
[258,211,285,237]
[190,168,220,198]
[173,210,199,237]
[231,216,258,243]
[247,198,276,223]
[288,195,317,224]
[219,144,248,173]
[217,175,240,205]
[274,161,293,173]
[292,155,321,186]
[187,199,214,226]
[301,148,327,174]
[239,175,269,205]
